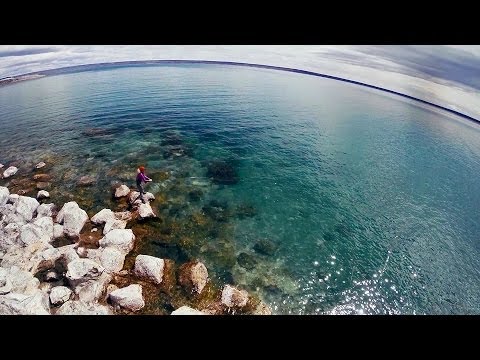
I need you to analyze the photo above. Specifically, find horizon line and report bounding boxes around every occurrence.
[3,59,479,125]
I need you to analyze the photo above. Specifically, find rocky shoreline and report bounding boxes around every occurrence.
[0,164,271,315]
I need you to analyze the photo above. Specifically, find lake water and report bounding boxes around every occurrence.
[1,63,480,314]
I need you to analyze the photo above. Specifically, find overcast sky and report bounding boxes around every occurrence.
[1,45,479,120]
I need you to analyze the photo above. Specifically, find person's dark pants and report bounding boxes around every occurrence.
[136,182,145,203]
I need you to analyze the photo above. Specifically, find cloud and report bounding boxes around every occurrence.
[0,47,58,58]
[0,45,479,121]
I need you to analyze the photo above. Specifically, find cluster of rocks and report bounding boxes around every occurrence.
[0,183,271,315]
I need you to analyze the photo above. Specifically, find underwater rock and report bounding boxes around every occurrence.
[36,182,50,191]
[171,306,206,315]
[252,301,272,315]
[114,184,130,198]
[49,286,72,306]
[65,258,104,287]
[253,239,279,256]
[0,186,9,206]
[161,133,183,146]
[56,201,88,238]
[35,162,46,169]
[206,160,238,185]
[3,166,18,179]
[37,190,50,200]
[178,261,208,295]
[202,200,230,222]
[235,204,257,219]
[133,254,165,285]
[237,252,258,270]
[188,189,203,202]
[221,284,249,308]
[36,203,56,218]
[109,284,145,312]
[77,175,95,187]
[33,173,51,182]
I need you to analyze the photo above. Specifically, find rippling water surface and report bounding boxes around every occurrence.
[1,63,480,314]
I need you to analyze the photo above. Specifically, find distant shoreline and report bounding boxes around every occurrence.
[2,60,479,125]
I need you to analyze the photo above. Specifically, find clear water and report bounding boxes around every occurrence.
[1,63,480,314]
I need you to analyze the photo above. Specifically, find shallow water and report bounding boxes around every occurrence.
[1,63,480,314]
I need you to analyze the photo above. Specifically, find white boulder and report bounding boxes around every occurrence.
[90,208,115,225]
[103,218,128,235]
[50,286,72,306]
[178,261,208,294]
[133,254,165,285]
[75,272,112,303]
[99,229,135,255]
[138,202,156,219]
[114,184,130,198]
[36,203,56,218]
[14,196,39,222]
[171,306,207,315]
[35,162,46,169]
[65,258,104,287]
[3,166,18,178]
[55,300,112,315]
[56,201,88,237]
[53,224,64,239]
[0,186,9,206]
[0,291,50,315]
[100,247,125,273]
[109,284,145,312]
[37,190,50,200]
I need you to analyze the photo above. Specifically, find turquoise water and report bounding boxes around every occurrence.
[1,63,480,314]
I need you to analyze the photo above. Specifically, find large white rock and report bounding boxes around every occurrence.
[37,190,50,200]
[33,216,54,241]
[7,194,19,205]
[50,286,72,306]
[53,224,64,239]
[1,241,57,274]
[55,300,112,315]
[36,203,56,218]
[0,267,12,294]
[0,223,22,252]
[0,164,3,168]
[171,306,207,315]
[14,196,39,222]
[100,247,125,273]
[35,162,46,169]
[129,191,155,205]
[0,186,9,206]
[3,166,18,178]
[133,254,165,285]
[0,291,50,315]
[75,272,112,303]
[103,218,128,235]
[20,223,51,246]
[178,261,208,294]
[90,208,115,225]
[2,265,41,295]
[57,244,80,266]
[221,285,249,308]
[0,203,14,216]
[114,184,130,198]
[99,229,135,255]
[138,202,156,219]
[109,284,145,312]
[65,258,104,287]
[56,201,88,237]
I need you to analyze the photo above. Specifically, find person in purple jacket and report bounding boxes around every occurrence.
[136,166,152,203]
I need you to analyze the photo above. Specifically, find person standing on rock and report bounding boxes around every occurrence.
[136,166,152,203]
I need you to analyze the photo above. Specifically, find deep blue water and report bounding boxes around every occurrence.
[1,63,480,314]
